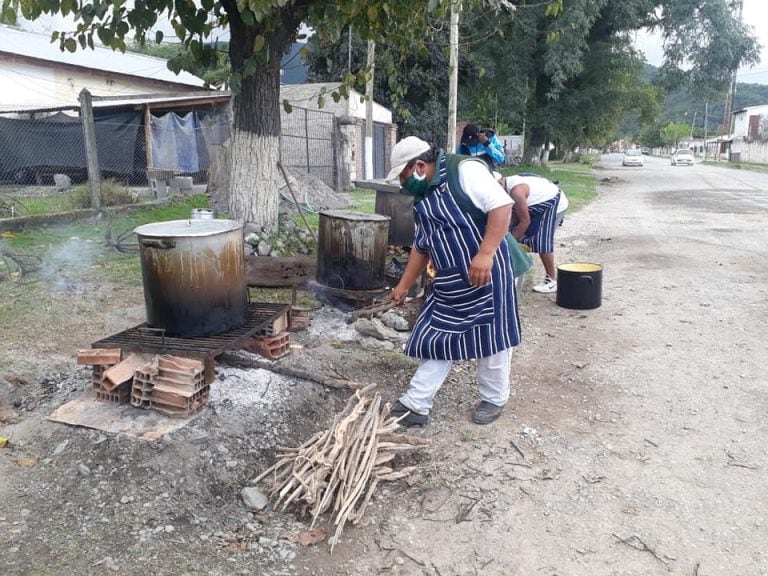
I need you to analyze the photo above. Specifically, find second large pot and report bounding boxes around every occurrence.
[134,219,248,337]
[556,262,603,310]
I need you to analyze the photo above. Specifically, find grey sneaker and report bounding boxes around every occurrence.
[472,401,504,425]
[532,275,557,293]
[390,400,429,427]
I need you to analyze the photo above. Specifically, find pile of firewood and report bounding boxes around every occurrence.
[250,384,429,548]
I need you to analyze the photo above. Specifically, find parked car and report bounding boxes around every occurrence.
[641,147,651,155]
[671,148,695,166]
[622,149,644,167]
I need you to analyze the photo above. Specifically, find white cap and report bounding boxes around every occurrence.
[385,136,431,182]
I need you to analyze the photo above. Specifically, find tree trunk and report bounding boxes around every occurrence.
[228,127,280,230]
[224,4,303,231]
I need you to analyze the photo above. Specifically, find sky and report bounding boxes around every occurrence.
[14,1,768,86]
[634,0,768,85]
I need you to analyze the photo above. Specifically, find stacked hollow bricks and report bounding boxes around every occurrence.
[78,348,208,417]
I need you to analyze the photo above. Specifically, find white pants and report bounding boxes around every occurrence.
[399,348,512,415]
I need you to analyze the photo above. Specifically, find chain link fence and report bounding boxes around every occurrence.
[280,105,338,189]
[0,101,339,215]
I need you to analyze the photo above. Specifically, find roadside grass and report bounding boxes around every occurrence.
[500,161,597,212]
[0,194,318,317]
[701,160,768,174]
[292,187,375,230]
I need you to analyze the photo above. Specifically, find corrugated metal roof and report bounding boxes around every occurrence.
[91,92,231,108]
[0,25,206,88]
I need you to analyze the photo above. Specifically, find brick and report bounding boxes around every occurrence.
[289,306,311,332]
[102,353,152,392]
[241,331,291,360]
[150,385,209,418]
[95,381,132,405]
[77,348,121,366]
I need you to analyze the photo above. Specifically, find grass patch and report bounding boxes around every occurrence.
[500,162,597,213]
[701,160,768,174]
[292,187,376,230]
[1,194,211,287]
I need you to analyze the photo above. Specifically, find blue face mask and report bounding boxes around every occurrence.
[401,168,428,197]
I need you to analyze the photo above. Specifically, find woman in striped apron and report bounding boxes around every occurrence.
[503,173,568,293]
[385,137,521,426]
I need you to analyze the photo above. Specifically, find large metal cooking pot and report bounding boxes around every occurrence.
[134,219,248,337]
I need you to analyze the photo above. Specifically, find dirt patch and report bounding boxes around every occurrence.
[2,155,768,575]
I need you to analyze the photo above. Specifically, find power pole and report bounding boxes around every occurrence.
[703,101,709,159]
[347,26,353,75]
[365,39,375,179]
[447,0,460,151]
[727,0,744,136]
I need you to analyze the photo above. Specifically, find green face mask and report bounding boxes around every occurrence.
[401,170,429,197]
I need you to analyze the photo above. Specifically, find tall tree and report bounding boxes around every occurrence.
[2,0,519,230]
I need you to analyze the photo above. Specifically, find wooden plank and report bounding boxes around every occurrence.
[77,348,121,366]
[245,255,316,287]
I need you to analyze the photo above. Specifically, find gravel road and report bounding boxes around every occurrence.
[1,154,766,576]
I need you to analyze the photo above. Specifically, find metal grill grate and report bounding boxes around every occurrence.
[91,302,290,359]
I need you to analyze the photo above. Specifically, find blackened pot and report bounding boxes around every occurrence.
[134,219,247,337]
[556,262,603,310]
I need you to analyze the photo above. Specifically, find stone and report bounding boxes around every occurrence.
[257,241,272,256]
[53,173,71,189]
[380,311,410,331]
[241,487,269,511]
[53,440,69,456]
[359,337,395,351]
[353,318,402,342]
[77,463,91,476]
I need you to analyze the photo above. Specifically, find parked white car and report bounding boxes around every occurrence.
[622,149,644,167]
[671,148,695,166]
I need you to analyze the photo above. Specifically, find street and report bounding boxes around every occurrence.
[300,153,768,575]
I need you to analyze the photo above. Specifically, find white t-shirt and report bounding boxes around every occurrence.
[503,174,568,213]
[457,158,513,213]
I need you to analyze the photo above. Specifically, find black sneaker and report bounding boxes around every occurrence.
[472,401,504,425]
[390,400,429,427]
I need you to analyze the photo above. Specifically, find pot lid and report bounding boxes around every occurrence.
[134,219,242,238]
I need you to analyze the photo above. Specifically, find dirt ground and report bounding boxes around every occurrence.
[1,154,767,576]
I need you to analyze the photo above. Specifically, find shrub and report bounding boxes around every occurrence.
[67,179,137,210]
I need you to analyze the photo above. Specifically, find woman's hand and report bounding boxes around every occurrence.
[390,285,409,304]
[468,252,493,286]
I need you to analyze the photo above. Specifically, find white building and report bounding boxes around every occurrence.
[0,25,207,110]
[731,104,768,140]
[730,104,768,164]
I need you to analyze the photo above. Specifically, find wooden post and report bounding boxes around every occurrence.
[78,89,101,209]
[144,104,153,169]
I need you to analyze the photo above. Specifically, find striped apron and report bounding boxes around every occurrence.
[517,193,560,254]
[404,157,521,361]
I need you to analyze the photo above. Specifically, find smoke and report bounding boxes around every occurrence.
[40,237,101,294]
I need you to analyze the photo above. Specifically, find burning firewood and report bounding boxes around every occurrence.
[250,384,429,549]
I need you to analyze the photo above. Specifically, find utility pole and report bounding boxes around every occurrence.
[727,0,744,136]
[447,0,460,151]
[703,101,709,160]
[347,26,353,75]
[365,39,375,179]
